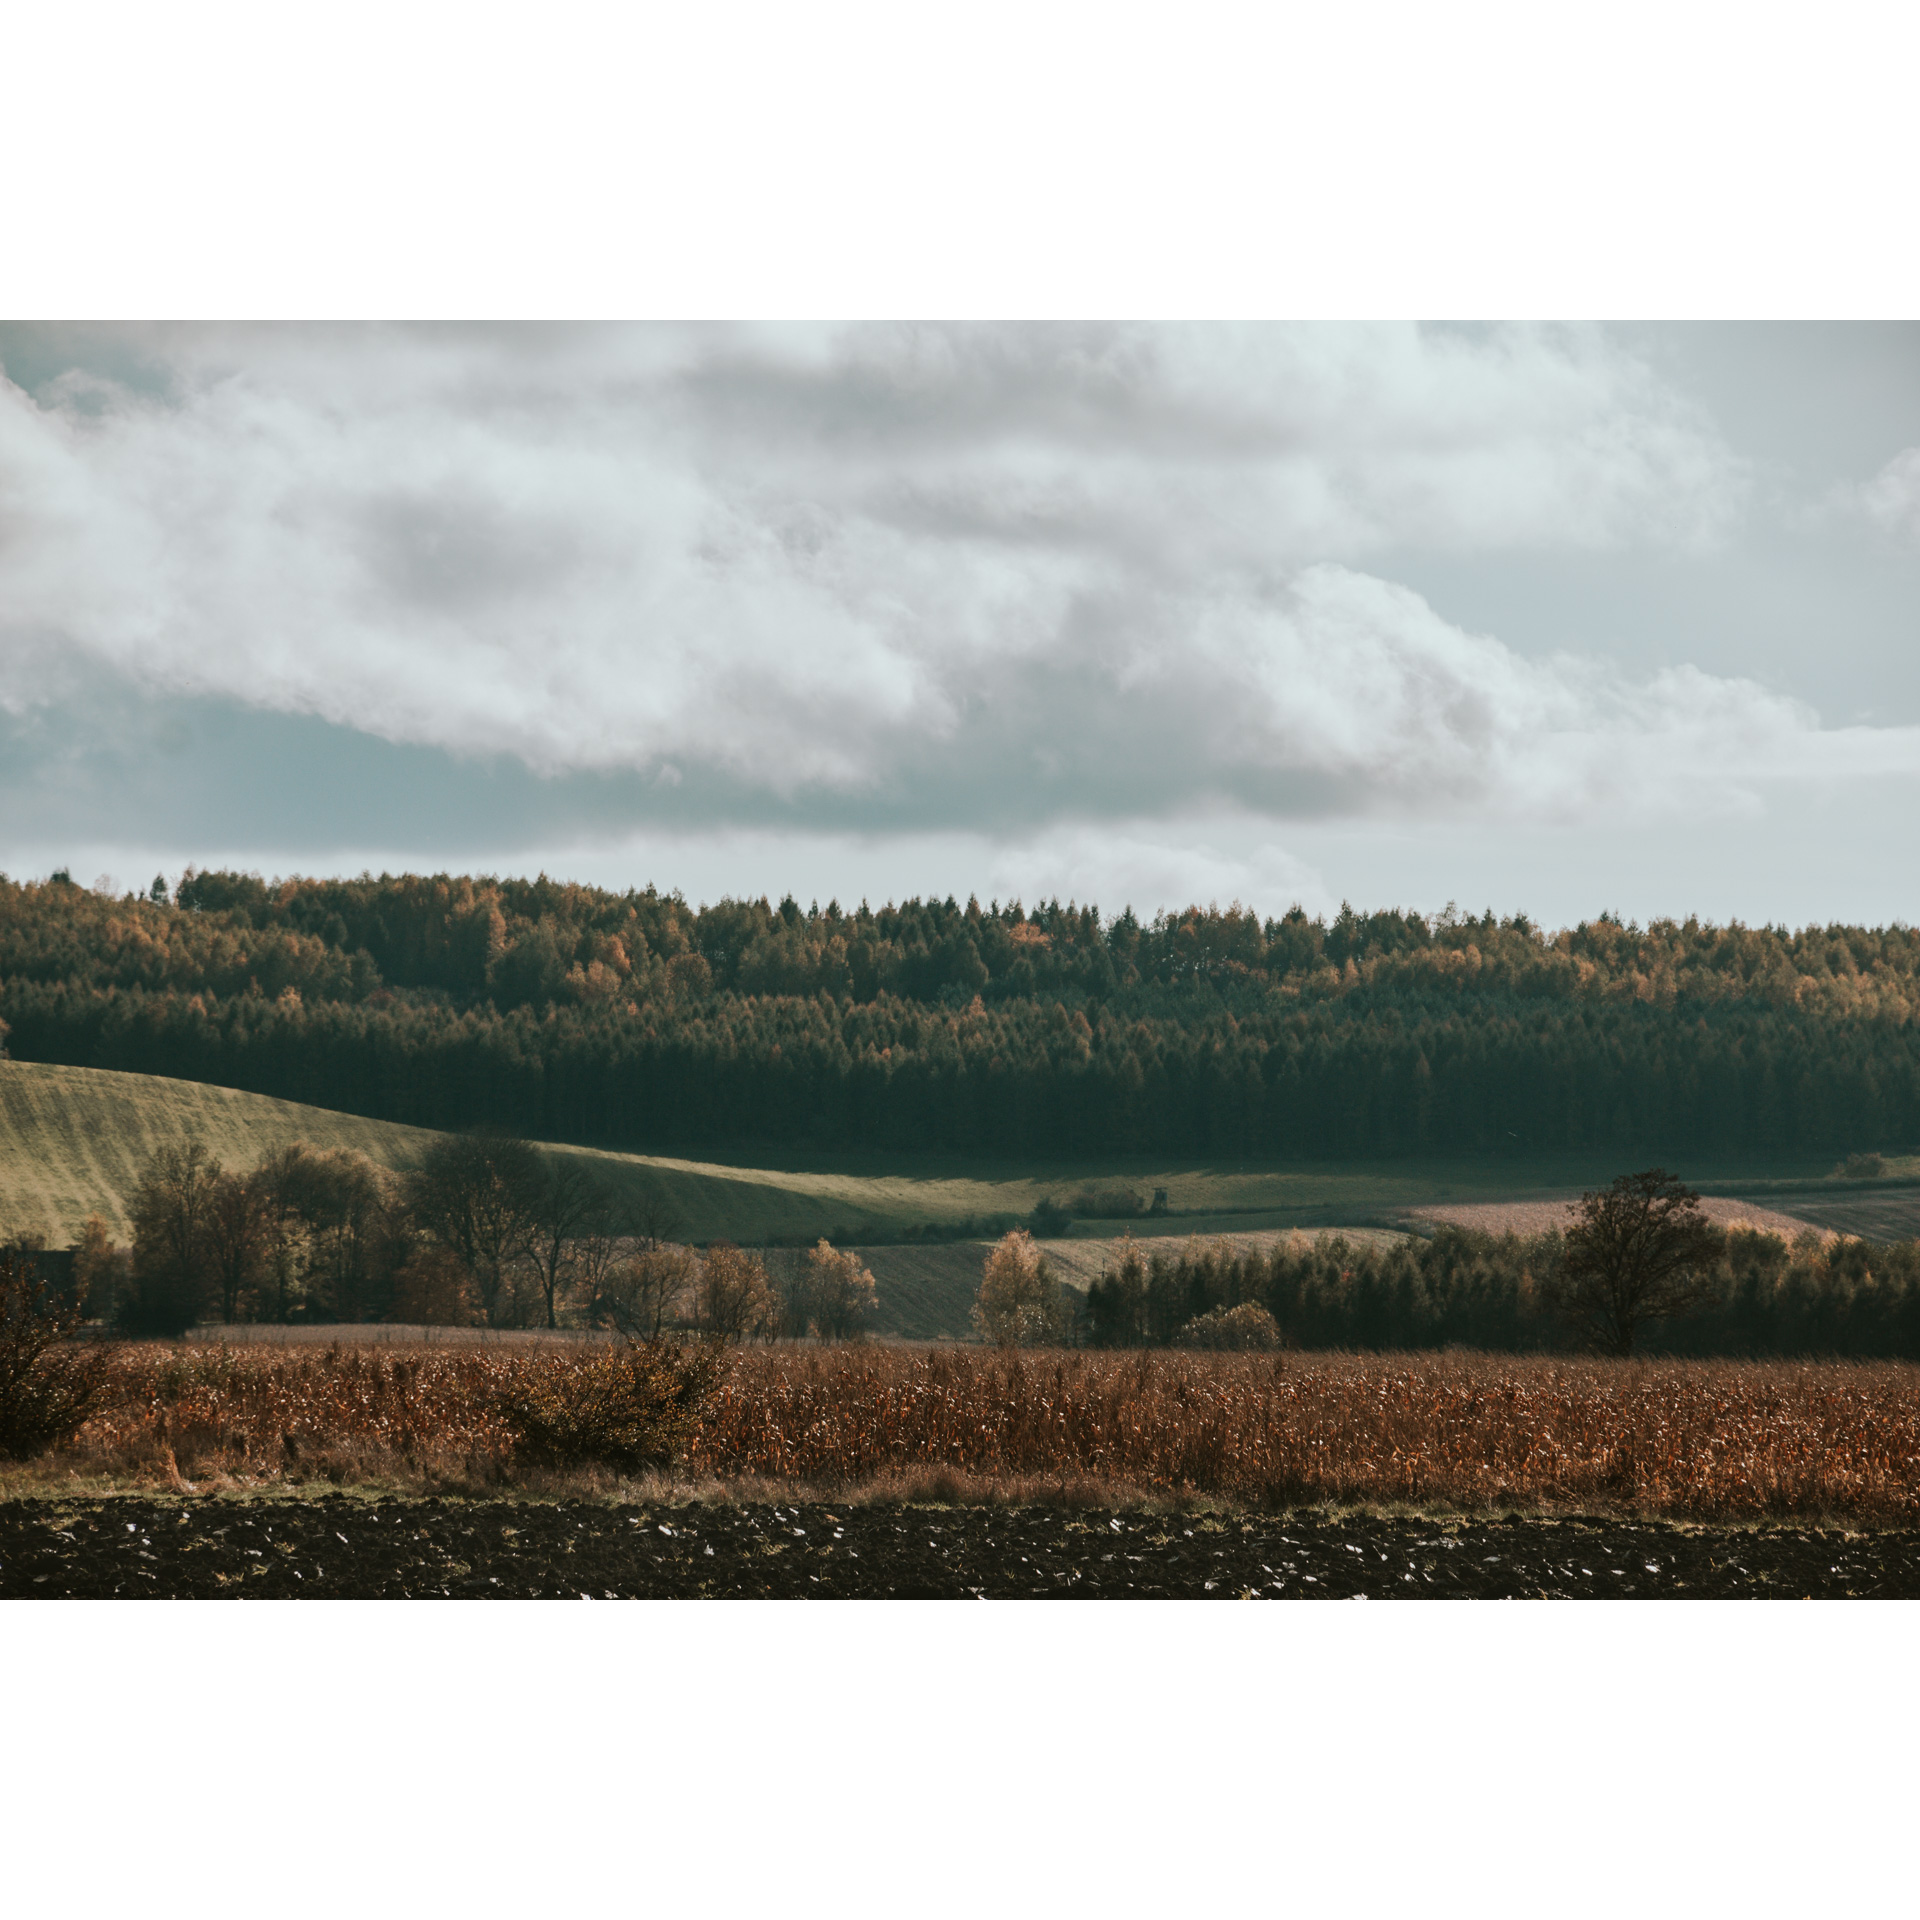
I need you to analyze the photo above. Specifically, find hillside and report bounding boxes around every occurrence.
[6,1057,1812,1251]
[7,1061,1904,1345]
[0,1060,1447,1250]
[0,1059,973,1248]
[0,1061,441,1244]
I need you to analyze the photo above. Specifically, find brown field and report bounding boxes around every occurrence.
[21,1339,1920,1524]
[1403,1195,1830,1241]
[1772,1188,1920,1241]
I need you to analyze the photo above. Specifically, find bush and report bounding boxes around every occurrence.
[495,1338,723,1472]
[0,1250,116,1459]
[1174,1303,1284,1351]
[1834,1152,1886,1180]
[1069,1184,1144,1220]
[1027,1196,1074,1236]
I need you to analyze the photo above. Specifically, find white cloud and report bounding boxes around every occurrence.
[1859,446,1920,538]
[2,319,1876,838]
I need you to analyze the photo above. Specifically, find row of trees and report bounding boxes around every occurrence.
[106,1133,877,1341]
[9,870,1917,1015]
[1076,1179,1920,1358]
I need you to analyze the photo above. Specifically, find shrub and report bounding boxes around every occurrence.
[1835,1152,1886,1180]
[495,1338,723,1472]
[1069,1184,1145,1220]
[1027,1196,1074,1236]
[0,1249,116,1459]
[1174,1303,1284,1351]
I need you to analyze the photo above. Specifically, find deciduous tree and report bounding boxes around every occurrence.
[524,1155,614,1330]
[406,1132,544,1328]
[1550,1168,1725,1355]
[973,1229,1068,1347]
[804,1239,878,1342]
[202,1167,273,1323]
[600,1245,696,1340]
[125,1140,222,1335]
[696,1242,777,1344]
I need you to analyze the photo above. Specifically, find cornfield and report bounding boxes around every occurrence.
[30,1340,1920,1522]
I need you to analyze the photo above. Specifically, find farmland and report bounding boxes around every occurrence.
[16,1338,1920,1526]
[8,1495,1918,1598]
[1404,1196,1828,1241]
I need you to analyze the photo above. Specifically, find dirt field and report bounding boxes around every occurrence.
[1403,1195,1829,1240]
[5,1495,1915,1598]
[1764,1188,1920,1241]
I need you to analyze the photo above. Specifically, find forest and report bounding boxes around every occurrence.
[1,869,1917,1160]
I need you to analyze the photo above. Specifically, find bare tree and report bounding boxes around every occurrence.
[525,1155,614,1330]
[573,1208,629,1330]
[602,1245,698,1340]
[1549,1168,1725,1355]
[696,1242,777,1344]
[405,1133,544,1329]
[201,1167,274,1324]
[629,1182,683,1251]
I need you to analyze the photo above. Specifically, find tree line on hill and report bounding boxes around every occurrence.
[1080,1219,1920,1358]
[3,870,1918,1159]
[41,1133,876,1343]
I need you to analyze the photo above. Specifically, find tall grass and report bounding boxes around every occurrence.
[24,1340,1920,1522]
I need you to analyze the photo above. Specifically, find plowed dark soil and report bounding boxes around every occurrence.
[5,1498,1919,1597]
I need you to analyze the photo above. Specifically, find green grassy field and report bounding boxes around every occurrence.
[0,1062,441,1244]
[0,1061,963,1248]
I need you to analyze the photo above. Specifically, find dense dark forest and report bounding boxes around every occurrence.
[2,869,1917,1160]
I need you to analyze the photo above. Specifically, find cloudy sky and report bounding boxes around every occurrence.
[1,321,1916,927]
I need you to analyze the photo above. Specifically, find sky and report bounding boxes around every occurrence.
[2,320,1916,929]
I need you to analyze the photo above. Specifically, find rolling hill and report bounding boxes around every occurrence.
[5,1061,1906,1343]
[0,1057,1651,1250]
